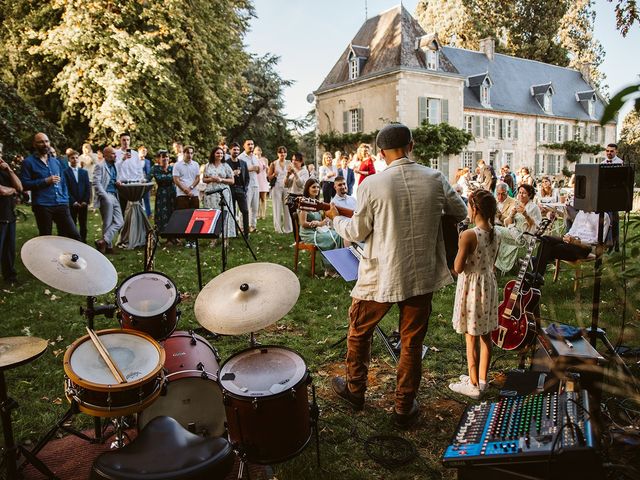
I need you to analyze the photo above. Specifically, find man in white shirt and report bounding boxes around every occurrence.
[326,123,467,427]
[115,132,143,182]
[533,210,609,279]
[494,182,516,225]
[172,145,200,248]
[238,139,261,232]
[601,143,623,164]
[331,176,357,211]
[373,152,387,173]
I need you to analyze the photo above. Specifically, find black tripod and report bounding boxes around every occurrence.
[206,188,257,271]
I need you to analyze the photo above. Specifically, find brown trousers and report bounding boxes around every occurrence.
[346,293,433,413]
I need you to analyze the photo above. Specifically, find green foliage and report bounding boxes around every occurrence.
[543,139,602,162]
[317,131,379,153]
[601,83,640,125]
[609,0,640,36]
[0,80,67,159]
[618,109,640,184]
[412,121,473,165]
[0,0,254,150]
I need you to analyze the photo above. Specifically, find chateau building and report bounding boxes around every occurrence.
[314,5,616,182]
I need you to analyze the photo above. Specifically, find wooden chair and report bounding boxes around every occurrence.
[287,202,317,277]
[552,248,602,292]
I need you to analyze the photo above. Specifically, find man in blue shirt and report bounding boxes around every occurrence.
[20,133,80,240]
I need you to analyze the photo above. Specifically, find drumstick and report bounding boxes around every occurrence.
[86,327,127,384]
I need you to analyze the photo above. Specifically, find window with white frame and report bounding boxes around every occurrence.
[588,100,595,117]
[556,124,564,142]
[426,49,438,70]
[349,109,361,132]
[480,84,491,107]
[349,58,359,80]
[543,92,552,113]
[462,151,474,169]
[427,98,441,125]
[503,151,513,167]
[574,125,583,141]
[487,117,497,138]
[464,115,473,134]
[430,158,440,170]
[538,123,546,142]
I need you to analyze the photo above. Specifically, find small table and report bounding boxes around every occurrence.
[117,182,153,249]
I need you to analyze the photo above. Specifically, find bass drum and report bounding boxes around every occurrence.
[219,346,311,464]
[138,331,225,437]
[116,271,180,341]
[64,329,165,417]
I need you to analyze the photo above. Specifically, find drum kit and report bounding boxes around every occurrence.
[4,236,319,479]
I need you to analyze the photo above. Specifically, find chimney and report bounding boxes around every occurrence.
[479,37,495,61]
[579,61,592,86]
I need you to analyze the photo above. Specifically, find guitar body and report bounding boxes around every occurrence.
[492,280,539,350]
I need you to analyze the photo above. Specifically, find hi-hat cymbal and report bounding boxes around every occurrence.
[194,263,300,335]
[21,236,118,296]
[0,336,48,370]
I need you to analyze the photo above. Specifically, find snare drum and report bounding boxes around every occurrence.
[138,331,226,437]
[116,271,180,340]
[219,346,311,464]
[63,329,165,417]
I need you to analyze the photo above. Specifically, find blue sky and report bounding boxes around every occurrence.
[245,0,639,130]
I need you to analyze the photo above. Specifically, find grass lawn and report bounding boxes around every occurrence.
[2,201,639,479]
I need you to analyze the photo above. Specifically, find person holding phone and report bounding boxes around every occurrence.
[114,132,142,213]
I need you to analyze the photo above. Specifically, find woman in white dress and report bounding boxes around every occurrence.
[202,146,236,239]
[267,146,292,233]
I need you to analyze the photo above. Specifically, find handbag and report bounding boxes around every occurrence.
[269,176,277,188]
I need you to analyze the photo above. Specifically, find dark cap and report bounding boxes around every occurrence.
[376,123,412,150]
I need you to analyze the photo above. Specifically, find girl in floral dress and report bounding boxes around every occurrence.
[449,189,500,399]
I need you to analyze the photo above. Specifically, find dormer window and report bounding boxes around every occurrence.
[347,44,370,81]
[531,83,554,114]
[349,58,359,80]
[587,100,595,117]
[468,73,492,108]
[426,49,438,71]
[576,90,597,118]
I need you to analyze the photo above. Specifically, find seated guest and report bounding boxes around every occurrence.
[298,179,343,275]
[532,211,609,278]
[494,182,516,226]
[536,176,559,217]
[500,165,516,196]
[63,149,91,243]
[495,184,542,273]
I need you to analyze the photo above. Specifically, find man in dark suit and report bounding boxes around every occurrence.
[338,154,355,196]
[63,149,91,243]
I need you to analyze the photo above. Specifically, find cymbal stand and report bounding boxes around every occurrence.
[1,370,59,479]
[310,383,321,468]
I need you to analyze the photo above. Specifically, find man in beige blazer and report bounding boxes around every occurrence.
[326,123,467,427]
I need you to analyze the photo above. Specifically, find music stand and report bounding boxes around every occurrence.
[205,189,257,272]
[160,209,224,290]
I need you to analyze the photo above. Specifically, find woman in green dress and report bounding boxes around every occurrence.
[298,179,342,274]
[149,150,176,234]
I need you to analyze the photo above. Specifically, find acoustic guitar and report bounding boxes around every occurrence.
[492,217,552,351]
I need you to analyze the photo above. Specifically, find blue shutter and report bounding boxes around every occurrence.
[418,97,427,125]
[536,122,540,142]
[483,117,489,138]
[442,99,449,124]
[514,120,519,140]
[499,119,505,139]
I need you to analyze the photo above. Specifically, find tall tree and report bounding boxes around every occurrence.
[0,0,253,149]
[618,110,640,181]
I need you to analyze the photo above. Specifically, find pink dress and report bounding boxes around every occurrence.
[257,157,269,193]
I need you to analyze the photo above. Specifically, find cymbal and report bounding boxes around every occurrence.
[0,336,48,370]
[194,262,300,335]
[21,236,118,296]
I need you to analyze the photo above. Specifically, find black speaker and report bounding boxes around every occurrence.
[573,164,634,212]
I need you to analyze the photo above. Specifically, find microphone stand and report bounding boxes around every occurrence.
[207,188,257,272]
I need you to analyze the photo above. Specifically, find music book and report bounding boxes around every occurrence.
[185,209,221,234]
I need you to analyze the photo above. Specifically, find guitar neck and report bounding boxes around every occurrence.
[298,198,354,218]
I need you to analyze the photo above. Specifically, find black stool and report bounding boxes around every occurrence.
[91,416,235,480]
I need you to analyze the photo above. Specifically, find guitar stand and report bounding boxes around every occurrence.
[330,326,401,364]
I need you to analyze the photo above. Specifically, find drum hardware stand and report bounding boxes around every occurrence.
[310,383,321,468]
[144,226,159,272]
[207,189,257,272]
[1,370,59,479]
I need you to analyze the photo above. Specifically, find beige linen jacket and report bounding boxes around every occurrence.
[333,157,467,303]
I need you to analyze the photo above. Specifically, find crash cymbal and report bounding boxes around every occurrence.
[0,336,48,370]
[194,262,300,335]
[21,236,118,296]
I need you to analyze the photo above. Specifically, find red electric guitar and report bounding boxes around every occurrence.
[492,217,552,351]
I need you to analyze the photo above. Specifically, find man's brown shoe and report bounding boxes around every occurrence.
[95,239,107,254]
[393,399,420,429]
[331,377,364,411]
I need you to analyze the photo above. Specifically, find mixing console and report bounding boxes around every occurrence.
[443,390,596,467]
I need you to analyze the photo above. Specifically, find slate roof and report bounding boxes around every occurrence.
[317,5,612,124]
[316,5,458,93]
[441,46,610,122]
